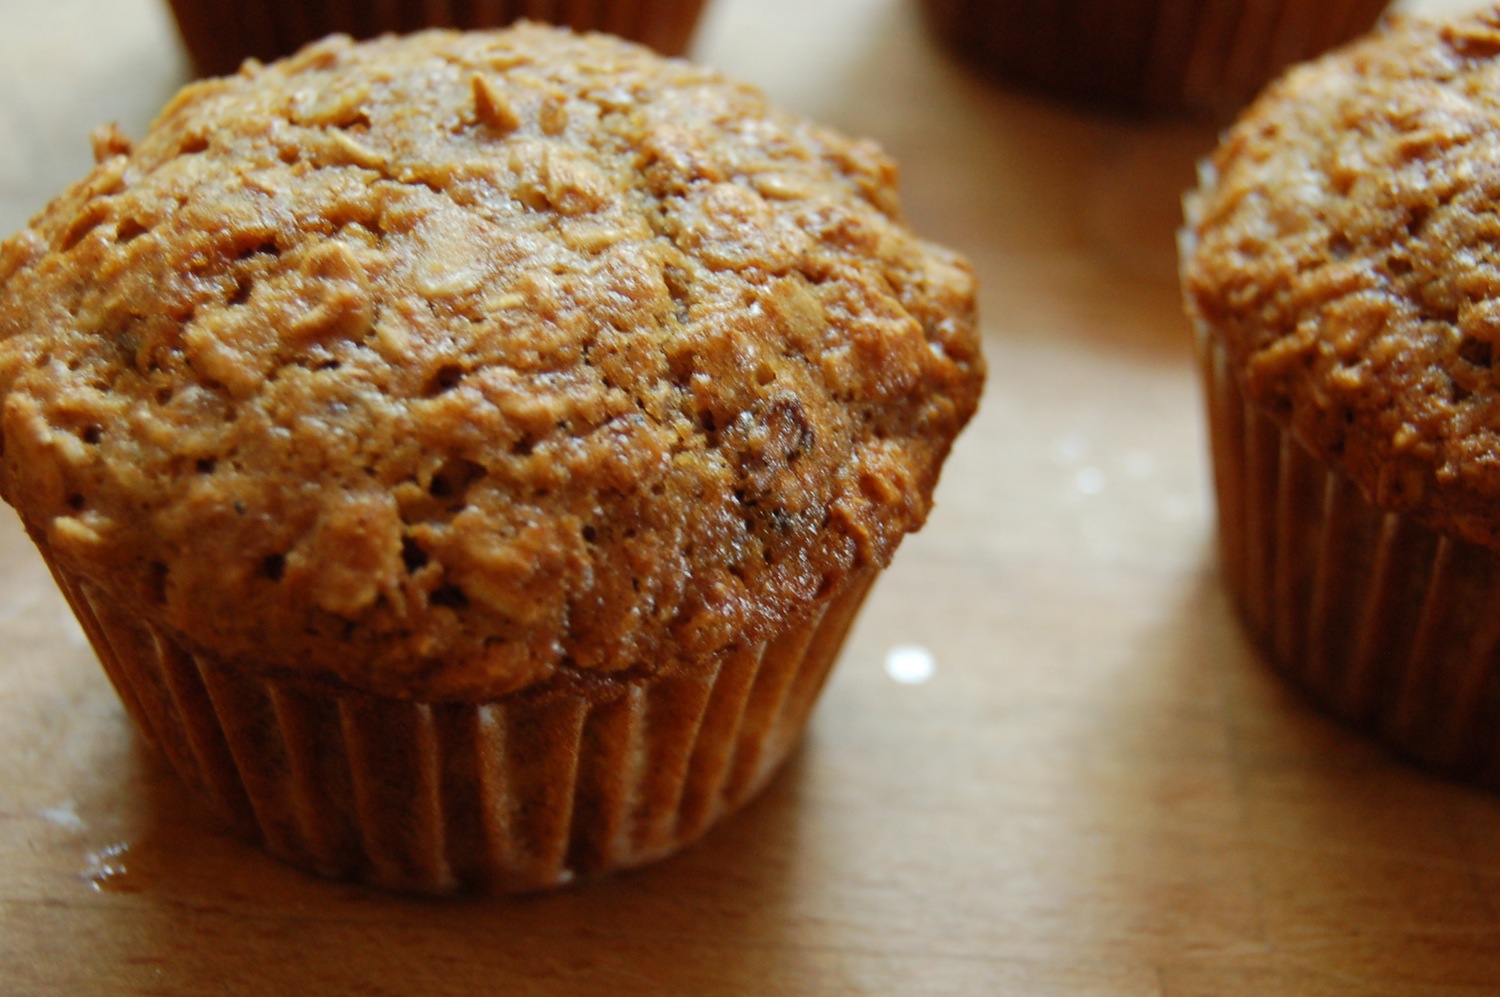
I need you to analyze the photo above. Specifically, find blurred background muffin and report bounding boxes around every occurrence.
[167,0,711,76]
[918,0,1393,115]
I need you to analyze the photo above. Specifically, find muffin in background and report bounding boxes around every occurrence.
[0,27,984,893]
[1183,8,1500,783]
[919,0,1392,115]
[166,0,710,76]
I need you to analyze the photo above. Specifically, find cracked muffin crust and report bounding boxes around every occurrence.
[0,26,984,702]
[1186,9,1500,552]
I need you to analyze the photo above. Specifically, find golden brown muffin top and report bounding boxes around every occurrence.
[1184,9,1500,552]
[0,26,983,699]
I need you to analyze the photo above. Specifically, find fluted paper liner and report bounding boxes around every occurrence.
[919,0,1391,114]
[168,0,710,77]
[41,549,874,893]
[1201,332,1500,783]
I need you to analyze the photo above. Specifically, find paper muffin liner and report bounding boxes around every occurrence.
[37,540,874,893]
[167,0,710,77]
[1200,331,1500,783]
[918,0,1391,115]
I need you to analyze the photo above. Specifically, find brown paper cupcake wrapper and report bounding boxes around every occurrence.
[168,0,710,77]
[1200,331,1500,783]
[40,548,874,893]
[919,0,1390,114]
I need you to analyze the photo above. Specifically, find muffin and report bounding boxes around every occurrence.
[0,26,984,892]
[1183,8,1500,783]
[167,0,710,77]
[919,0,1393,115]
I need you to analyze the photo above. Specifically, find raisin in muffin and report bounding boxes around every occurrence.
[0,26,984,892]
[1184,8,1500,783]
[168,0,710,77]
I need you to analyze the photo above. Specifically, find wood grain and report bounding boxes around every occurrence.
[2,0,1499,993]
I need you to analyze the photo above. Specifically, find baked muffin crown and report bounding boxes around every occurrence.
[1184,9,1500,552]
[0,26,983,699]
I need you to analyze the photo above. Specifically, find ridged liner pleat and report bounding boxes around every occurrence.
[42,561,875,894]
[167,0,708,77]
[605,0,646,43]
[34,562,260,835]
[469,0,509,30]
[917,0,1391,115]
[1200,331,1500,783]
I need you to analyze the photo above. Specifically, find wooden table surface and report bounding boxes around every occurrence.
[4,0,1500,993]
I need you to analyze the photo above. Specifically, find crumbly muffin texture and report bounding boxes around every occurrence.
[1185,9,1500,551]
[0,26,982,699]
